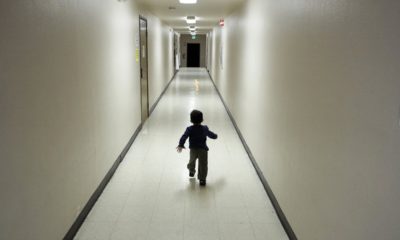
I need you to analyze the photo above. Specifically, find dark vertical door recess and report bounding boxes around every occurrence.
[173,34,178,71]
[139,17,149,123]
[187,43,200,67]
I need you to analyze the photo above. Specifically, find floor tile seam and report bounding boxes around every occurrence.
[182,206,188,240]
[108,220,147,240]
[114,184,148,223]
[247,221,260,240]
[249,221,281,240]
[140,202,161,240]
[148,166,170,225]
[182,185,190,235]
[245,203,280,224]
[241,197,273,211]
[147,217,185,240]
[131,142,152,162]
[128,170,162,221]
[122,202,157,221]
[84,199,126,222]
[111,221,152,240]
[182,223,223,240]
[217,222,254,240]
[92,198,127,237]
[213,189,226,240]
[182,216,222,240]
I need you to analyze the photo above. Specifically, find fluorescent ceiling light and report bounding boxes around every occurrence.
[186,16,196,24]
[179,0,197,4]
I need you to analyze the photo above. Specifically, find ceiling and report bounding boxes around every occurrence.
[135,0,246,34]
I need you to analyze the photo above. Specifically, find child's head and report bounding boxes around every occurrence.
[190,110,203,125]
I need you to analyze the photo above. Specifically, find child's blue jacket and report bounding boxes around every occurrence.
[178,125,218,151]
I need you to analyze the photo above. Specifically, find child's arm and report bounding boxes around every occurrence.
[206,127,218,139]
[177,127,190,153]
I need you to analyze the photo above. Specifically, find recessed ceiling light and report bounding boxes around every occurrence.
[179,0,197,4]
[186,16,196,24]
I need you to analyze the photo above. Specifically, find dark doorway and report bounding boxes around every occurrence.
[187,43,200,67]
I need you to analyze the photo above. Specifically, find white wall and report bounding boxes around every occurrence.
[0,1,173,239]
[209,1,400,239]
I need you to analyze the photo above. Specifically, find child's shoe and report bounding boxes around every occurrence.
[199,180,206,186]
[189,171,195,177]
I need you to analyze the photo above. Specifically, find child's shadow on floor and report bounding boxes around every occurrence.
[174,177,229,208]
[186,177,227,192]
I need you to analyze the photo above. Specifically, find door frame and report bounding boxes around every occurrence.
[139,16,149,123]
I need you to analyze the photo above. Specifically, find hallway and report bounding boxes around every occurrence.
[74,68,288,240]
[1,1,399,239]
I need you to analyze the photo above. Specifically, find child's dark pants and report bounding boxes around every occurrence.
[188,148,208,181]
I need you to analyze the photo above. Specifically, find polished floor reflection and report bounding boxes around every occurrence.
[75,68,288,240]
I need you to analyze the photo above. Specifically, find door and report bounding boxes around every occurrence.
[173,34,177,71]
[139,17,149,123]
[187,43,200,67]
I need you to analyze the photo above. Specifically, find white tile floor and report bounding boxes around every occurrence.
[74,68,288,240]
